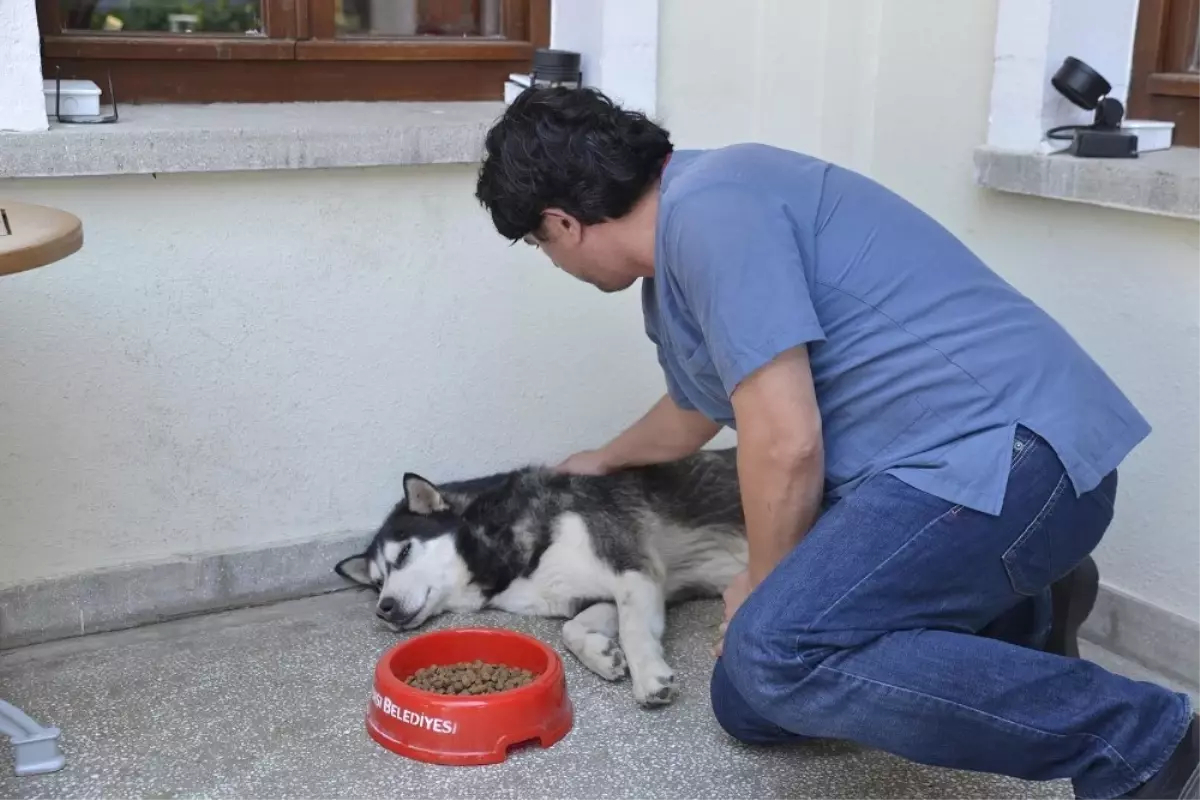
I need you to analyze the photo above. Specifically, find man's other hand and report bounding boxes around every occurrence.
[713,569,754,657]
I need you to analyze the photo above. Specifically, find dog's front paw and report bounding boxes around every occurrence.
[593,638,629,681]
[581,634,629,681]
[563,623,629,682]
[632,667,678,707]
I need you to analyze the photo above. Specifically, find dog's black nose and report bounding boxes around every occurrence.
[378,597,396,615]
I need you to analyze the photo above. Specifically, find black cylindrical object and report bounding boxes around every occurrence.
[1051,56,1112,111]
[531,48,582,89]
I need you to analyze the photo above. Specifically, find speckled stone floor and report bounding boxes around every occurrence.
[0,591,1191,799]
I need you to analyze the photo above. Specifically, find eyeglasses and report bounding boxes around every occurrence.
[52,66,119,125]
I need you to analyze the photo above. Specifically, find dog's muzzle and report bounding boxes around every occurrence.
[375,594,426,629]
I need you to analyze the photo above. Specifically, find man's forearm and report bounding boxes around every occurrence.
[737,435,824,585]
[600,394,721,470]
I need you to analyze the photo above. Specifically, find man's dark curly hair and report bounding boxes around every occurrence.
[475,86,674,242]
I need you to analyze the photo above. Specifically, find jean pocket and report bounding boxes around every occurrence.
[1001,472,1070,597]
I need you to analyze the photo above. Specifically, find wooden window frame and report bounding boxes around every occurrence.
[37,0,550,104]
[1128,0,1199,147]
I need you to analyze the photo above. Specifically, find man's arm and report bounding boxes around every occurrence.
[660,184,830,585]
[557,393,721,475]
[730,345,824,585]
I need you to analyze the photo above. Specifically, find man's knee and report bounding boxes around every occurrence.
[709,660,758,742]
[722,596,846,713]
[710,657,797,745]
[722,601,805,709]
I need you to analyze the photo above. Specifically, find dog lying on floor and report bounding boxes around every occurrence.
[334,448,747,707]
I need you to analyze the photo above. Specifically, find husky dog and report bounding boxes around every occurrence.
[334,448,747,707]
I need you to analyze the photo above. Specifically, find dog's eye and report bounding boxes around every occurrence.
[396,542,412,566]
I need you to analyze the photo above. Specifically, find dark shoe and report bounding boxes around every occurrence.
[1045,555,1100,658]
[1121,714,1200,799]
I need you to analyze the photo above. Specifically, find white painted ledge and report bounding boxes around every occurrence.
[0,101,507,179]
[974,146,1200,220]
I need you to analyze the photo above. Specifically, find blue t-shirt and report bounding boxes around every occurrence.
[643,144,1150,515]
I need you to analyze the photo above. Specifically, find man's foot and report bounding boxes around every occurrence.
[1121,714,1199,799]
[1045,555,1100,658]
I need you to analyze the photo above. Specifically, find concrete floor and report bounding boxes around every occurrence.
[0,592,1192,800]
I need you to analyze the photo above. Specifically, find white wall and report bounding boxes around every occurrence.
[550,0,659,115]
[0,0,48,132]
[0,166,668,585]
[0,0,668,591]
[660,0,1200,621]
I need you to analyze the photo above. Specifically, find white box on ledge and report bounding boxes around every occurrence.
[505,73,532,105]
[1123,120,1175,153]
[43,80,102,118]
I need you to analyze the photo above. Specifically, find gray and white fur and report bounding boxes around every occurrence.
[334,448,747,707]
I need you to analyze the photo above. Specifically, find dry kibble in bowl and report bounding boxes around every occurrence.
[405,660,537,695]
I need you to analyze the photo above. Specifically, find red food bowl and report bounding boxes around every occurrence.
[366,627,573,766]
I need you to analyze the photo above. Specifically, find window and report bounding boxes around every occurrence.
[37,0,550,103]
[1129,0,1200,147]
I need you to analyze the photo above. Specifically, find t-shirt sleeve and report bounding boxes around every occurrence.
[663,186,826,397]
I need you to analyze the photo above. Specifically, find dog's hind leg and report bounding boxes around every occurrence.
[562,603,628,681]
[615,571,678,707]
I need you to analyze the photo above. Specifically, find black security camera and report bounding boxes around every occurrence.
[1047,56,1138,158]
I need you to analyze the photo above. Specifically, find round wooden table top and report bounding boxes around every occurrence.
[0,202,84,277]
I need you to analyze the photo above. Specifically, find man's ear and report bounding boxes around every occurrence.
[540,209,582,245]
[334,553,374,588]
[403,473,449,515]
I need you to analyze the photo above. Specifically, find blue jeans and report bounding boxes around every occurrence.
[711,427,1192,799]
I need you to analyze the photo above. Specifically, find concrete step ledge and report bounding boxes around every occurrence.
[0,102,504,179]
[0,530,372,650]
[973,145,1200,220]
[1080,584,1200,690]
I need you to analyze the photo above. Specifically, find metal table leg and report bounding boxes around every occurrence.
[0,698,65,776]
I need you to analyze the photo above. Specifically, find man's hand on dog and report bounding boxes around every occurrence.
[555,449,611,476]
[713,569,754,658]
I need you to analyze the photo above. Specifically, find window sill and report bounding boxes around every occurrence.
[0,101,507,179]
[973,145,1200,221]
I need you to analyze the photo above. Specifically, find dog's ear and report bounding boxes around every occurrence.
[334,553,374,587]
[403,473,449,515]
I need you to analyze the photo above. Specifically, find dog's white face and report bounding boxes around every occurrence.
[376,534,473,629]
[335,474,481,630]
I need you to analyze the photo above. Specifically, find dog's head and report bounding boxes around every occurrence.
[334,473,478,631]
